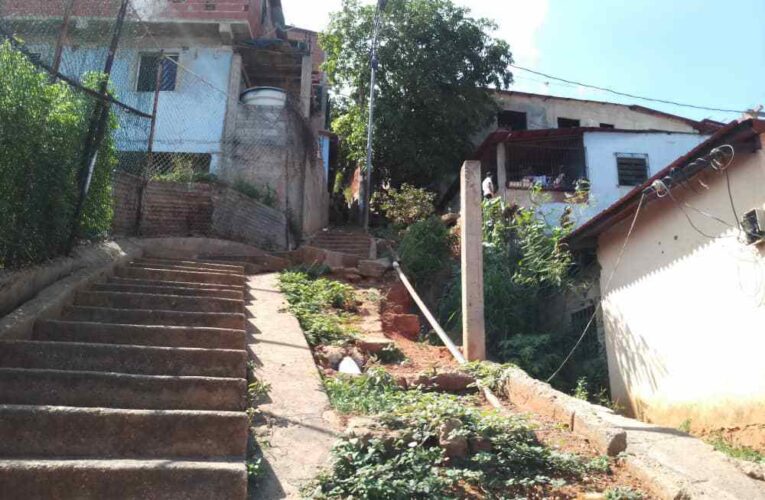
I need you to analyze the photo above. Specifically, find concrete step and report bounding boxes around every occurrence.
[63,306,247,330]
[201,254,291,272]
[108,276,245,292]
[0,405,247,458]
[129,261,245,276]
[91,282,243,300]
[116,266,244,287]
[0,340,247,378]
[35,320,246,350]
[75,291,243,314]
[133,258,246,274]
[0,368,246,411]
[0,458,246,500]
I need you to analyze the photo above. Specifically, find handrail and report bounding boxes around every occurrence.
[391,260,505,410]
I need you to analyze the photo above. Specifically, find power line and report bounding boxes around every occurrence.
[510,64,747,115]
[547,193,647,383]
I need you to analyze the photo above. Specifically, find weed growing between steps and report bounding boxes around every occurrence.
[311,368,617,499]
[278,271,359,346]
[246,361,271,488]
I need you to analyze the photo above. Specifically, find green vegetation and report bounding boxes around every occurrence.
[438,198,609,396]
[399,217,454,285]
[677,419,692,434]
[709,434,765,464]
[232,179,277,208]
[323,0,513,188]
[0,41,117,268]
[315,369,616,498]
[278,271,358,346]
[372,184,436,227]
[247,379,272,405]
[605,487,644,500]
[150,159,217,183]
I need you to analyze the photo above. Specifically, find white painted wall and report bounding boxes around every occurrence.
[496,92,698,133]
[596,140,765,440]
[505,132,710,227]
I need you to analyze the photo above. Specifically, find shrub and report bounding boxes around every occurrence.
[372,183,436,226]
[278,271,358,346]
[233,179,277,208]
[314,369,612,498]
[0,41,116,268]
[399,217,453,285]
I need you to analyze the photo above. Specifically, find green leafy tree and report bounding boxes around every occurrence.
[0,41,116,268]
[321,0,513,188]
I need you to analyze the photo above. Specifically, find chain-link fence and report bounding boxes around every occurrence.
[0,0,323,269]
[0,0,153,269]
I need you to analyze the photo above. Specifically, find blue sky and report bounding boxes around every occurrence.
[285,0,764,123]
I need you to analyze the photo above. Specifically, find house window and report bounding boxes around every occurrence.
[205,1,216,11]
[498,110,527,130]
[600,123,615,129]
[616,154,649,186]
[557,117,580,128]
[137,54,179,92]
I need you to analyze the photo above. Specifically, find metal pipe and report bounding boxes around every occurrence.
[360,3,385,231]
[391,260,506,411]
[50,0,75,81]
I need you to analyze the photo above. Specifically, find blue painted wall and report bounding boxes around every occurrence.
[31,43,233,172]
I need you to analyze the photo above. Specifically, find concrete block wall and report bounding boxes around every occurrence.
[112,172,288,250]
[112,173,143,236]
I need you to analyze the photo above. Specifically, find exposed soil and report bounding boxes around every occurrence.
[322,275,653,499]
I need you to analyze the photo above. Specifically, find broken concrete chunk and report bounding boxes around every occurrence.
[439,418,468,459]
[355,337,394,354]
[338,356,362,375]
[407,370,476,393]
[441,213,460,226]
[358,258,392,279]
[316,346,345,370]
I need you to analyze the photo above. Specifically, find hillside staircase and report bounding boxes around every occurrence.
[0,258,250,499]
[309,229,373,258]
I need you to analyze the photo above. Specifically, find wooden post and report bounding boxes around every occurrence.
[460,160,485,361]
[496,143,507,201]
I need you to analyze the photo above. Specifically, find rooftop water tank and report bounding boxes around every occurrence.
[240,87,287,108]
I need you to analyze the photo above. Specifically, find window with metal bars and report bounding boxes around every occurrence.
[616,155,649,186]
[137,54,179,92]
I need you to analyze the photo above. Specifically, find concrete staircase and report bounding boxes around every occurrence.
[0,258,250,499]
[309,229,372,258]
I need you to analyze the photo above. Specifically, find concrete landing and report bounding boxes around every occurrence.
[246,274,338,499]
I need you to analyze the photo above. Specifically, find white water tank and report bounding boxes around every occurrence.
[240,87,287,108]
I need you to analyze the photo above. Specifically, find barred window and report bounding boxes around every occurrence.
[616,155,648,186]
[137,54,179,92]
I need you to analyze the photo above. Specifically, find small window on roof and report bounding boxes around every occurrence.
[616,154,649,186]
[557,117,580,128]
[498,110,527,130]
[600,123,615,129]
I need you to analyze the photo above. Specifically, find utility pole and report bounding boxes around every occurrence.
[68,0,130,251]
[359,0,387,231]
[50,0,75,82]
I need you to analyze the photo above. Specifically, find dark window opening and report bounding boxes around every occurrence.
[600,123,615,129]
[205,1,216,11]
[617,155,648,186]
[557,117,580,128]
[28,52,42,65]
[137,54,179,92]
[498,110,527,130]
[261,0,269,23]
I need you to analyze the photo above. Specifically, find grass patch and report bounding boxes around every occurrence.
[278,270,358,346]
[314,368,614,498]
[709,434,765,464]
[233,179,277,208]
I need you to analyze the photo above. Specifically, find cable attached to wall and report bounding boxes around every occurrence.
[546,193,647,383]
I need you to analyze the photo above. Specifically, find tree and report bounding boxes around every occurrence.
[321,0,513,189]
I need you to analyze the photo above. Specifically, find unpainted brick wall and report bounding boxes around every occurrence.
[112,172,142,236]
[111,171,288,250]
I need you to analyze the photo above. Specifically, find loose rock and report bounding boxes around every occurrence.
[356,337,394,354]
[439,418,468,459]
[358,258,391,279]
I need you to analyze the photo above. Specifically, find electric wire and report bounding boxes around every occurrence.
[510,64,746,115]
[546,193,647,383]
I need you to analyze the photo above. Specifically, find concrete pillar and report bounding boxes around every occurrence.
[496,143,507,201]
[220,52,242,178]
[460,160,486,361]
[299,54,312,119]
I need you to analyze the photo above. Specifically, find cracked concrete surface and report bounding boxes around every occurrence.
[246,274,338,499]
